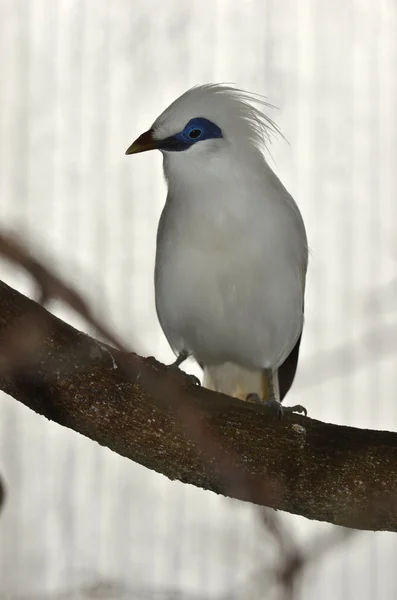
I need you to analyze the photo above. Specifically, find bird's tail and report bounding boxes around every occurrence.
[203,363,279,402]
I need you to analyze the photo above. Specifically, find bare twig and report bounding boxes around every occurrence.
[0,232,126,352]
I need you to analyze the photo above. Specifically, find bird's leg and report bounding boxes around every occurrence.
[262,368,283,417]
[247,369,307,419]
[170,350,189,369]
[168,350,201,386]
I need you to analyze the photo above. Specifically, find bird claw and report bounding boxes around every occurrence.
[246,392,264,404]
[281,404,307,417]
[167,352,201,387]
[186,373,201,387]
[246,393,307,419]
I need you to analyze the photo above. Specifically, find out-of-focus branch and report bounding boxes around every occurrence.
[0,232,126,351]
[0,281,397,531]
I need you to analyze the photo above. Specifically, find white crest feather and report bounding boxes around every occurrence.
[152,83,284,154]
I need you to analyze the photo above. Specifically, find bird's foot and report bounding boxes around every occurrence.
[246,393,307,419]
[168,351,201,387]
[281,404,307,417]
[182,373,201,387]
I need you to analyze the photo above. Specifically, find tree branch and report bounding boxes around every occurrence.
[0,279,396,532]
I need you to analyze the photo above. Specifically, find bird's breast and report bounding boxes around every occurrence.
[154,188,305,370]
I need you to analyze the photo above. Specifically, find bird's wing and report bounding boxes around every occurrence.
[278,331,302,402]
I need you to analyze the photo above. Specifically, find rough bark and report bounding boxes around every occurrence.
[0,280,396,532]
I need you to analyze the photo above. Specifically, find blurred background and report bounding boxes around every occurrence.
[0,0,396,598]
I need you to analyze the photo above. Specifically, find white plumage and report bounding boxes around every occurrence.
[126,84,308,408]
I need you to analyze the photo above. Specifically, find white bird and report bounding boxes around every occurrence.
[126,84,308,415]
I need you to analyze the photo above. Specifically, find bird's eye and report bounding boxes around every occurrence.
[188,128,202,140]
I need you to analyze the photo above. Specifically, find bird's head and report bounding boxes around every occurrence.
[125,84,280,162]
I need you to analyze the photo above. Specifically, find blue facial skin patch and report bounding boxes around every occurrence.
[158,117,223,152]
